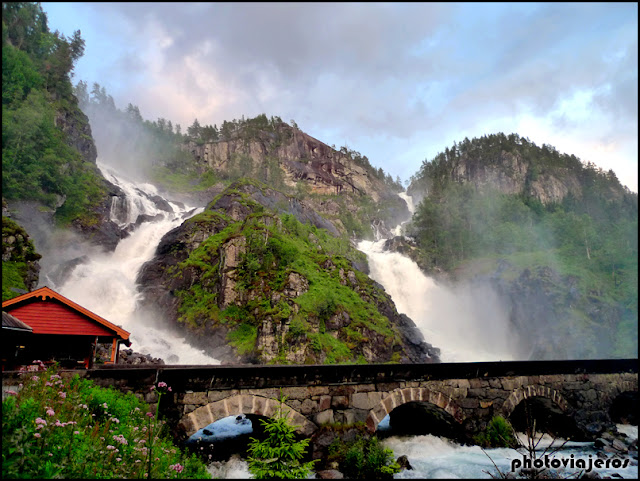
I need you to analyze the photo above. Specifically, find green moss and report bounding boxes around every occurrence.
[227,322,258,354]
[170,181,406,363]
[2,261,28,301]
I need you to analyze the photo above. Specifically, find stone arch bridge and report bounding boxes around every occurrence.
[5,359,636,441]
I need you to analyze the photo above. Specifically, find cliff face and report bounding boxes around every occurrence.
[183,124,409,235]
[50,103,128,251]
[137,180,440,365]
[409,149,585,207]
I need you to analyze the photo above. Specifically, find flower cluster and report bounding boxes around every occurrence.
[151,381,172,395]
[169,463,184,473]
[112,433,128,445]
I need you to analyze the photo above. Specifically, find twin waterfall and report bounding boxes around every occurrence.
[51,165,517,365]
[44,166,636,479]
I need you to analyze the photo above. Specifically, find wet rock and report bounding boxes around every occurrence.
[580,471,601,479]
[316,469,344,479]
[397,454,413,470]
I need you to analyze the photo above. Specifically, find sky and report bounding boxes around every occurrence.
[41,2,638,192]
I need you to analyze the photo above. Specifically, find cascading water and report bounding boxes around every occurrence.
[49,163,220,365]
[358,192,519,363]
[359,192,638,479]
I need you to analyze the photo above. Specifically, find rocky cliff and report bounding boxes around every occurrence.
[408,149,584,207]
[407,134,629,207]
[183,122,409,237]
[137,179,440,365]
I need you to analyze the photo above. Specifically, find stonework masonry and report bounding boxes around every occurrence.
[3,359,637,442]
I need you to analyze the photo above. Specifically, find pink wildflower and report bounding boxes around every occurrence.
[146,412,153,417]
[116,457,122,462]
[34,433,41,438]
[5,390,17,396]
[170,463,184,474]
[46,409,55,417]
[74,431,80,435]
[58,391,66,398]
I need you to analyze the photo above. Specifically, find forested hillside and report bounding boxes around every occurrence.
[405,133,638,358]
[2,2,107,227]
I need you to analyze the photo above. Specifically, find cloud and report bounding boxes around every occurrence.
[43,2,638,190]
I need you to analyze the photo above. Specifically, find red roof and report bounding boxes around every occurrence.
[2,287,130,341]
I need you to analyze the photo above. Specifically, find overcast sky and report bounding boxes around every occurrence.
[41,2,638,192]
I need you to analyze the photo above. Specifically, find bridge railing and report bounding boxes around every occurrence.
[22,358,633,392]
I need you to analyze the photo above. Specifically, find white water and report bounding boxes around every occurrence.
[359,191,519,362]
[381,431,638,479]
[53,163,220,365]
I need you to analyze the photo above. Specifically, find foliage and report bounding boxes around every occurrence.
[337,436,401,479]
[2,3,107,226]
[173,186,404,364]
[474,415,518,448]
[2,216,42,301]
[406,133,638,358]
[246,394,317,479]
[2,363,210,479]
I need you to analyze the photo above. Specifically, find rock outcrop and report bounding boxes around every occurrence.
[183,123,409,236]
[408,149,585,207]
[137,180,440,365]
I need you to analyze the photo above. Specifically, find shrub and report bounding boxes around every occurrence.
[340,437,401,479]
[474,415,517,448]
[2,362,210,479]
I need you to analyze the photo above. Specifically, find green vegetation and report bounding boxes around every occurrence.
[328,436,401,479]
[2,3,108,227]
[2,216,41,301]
[247,394,317,479]
[171,180,404,363]
[407,133,638,357]
[473,415,518,448]
[2,363,210,479]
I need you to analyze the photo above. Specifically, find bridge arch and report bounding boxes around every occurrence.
[365,387,463,434]
[502,384,570,418]
[179,394,317,438]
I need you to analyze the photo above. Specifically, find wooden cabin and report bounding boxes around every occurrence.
[2,286,131,371]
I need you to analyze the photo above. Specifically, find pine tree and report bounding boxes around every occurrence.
[247,394,317,479]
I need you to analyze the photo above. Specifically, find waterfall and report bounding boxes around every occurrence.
[358,192,637,479]
[51,163,220,365]
[357,192,520,362]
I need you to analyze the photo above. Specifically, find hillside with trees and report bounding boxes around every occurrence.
[2,2,109,227]
[404,133,637,359]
